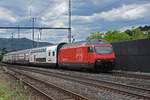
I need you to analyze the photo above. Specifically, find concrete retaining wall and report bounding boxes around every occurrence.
[112,38,150,72]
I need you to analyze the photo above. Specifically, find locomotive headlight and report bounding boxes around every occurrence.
[97,60,101,62]
[110,59,114,62]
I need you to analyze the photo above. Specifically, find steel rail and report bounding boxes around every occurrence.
[5,70,55,100]
[110,71,150,80]
[2,63,150,100]
[9,68,89,100]
[2,63,149,80]
[11,66,150,100]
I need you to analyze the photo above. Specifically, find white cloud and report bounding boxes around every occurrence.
[0,7,18,23]
[41,0,68,18]
[41,16,68,27]
[98,3,150,21]
[0,0,150,43]
[40,0,68,27]
[73,3,150,22]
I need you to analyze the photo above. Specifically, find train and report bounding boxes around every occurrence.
[2,39,116,72]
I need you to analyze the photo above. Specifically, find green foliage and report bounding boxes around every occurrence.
[139,25,150,31]
[0,55,3,61]
[130,28,145,40]
[147,30,150,34]
[0,78,15,100]
[86,30,130,42]
[86,27,150,42]
[125,29,132,36]
[1,48,8,55]
[0,70,29,100]
[146,30,150,38]
[104,30,130,42]
[86,32,104,40]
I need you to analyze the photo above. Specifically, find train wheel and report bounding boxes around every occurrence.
[95,62,109,73]
[93,62,101,73]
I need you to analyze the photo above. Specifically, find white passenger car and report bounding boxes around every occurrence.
[2,43,66,67]
[30,45,58,66]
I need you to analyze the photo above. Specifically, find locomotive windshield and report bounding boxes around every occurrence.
[94,46,113,54]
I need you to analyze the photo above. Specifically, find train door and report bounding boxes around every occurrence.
[47,50,51,63]
[34,55,36,64]
[76,48,83,63]
[47,50,56,63]
[24,53,26,64]
[87,47,95,63]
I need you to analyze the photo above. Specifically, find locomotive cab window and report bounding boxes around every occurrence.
[88,47,94,52]
[94,46,113,54]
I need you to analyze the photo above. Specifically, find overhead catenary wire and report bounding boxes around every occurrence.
[36,0,56,18]
[30,0,71,43]
[0,0,71,44]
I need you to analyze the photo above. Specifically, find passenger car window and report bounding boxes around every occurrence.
[49,52,51,56]
[53,51,55,56]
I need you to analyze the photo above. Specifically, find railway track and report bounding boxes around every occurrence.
[110,71,150,80]
[1,63,150,80]
[4,67,88,100]
[5,65,150,100]
[3,69,53,100]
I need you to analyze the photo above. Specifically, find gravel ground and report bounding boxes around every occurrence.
[11,69,79,100]
[29,67,150,89]
[0,66,50,100]
[3,64,149,100]
[17,69,142,100]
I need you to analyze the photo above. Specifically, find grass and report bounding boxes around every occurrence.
[0,70,29,100]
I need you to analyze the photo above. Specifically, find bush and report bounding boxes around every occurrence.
[0,55,3,61]
[0,70,29,100]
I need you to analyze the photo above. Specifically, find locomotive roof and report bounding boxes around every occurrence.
[62,39,110,48]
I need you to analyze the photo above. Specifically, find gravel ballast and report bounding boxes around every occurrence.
[17,69,141,100]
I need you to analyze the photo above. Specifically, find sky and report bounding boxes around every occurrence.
[0,0,150,43]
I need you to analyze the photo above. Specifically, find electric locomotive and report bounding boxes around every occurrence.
[58,39,115,72]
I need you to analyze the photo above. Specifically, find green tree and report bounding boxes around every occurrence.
[86,28,149,43]
[145,30,150,38]
[130,28,145,40]
[125,29,132,36]
[104,30,130,42]
[0,54,3,61]
[1,48,8,55]
[86,32,104,40]
[147,30,150,34]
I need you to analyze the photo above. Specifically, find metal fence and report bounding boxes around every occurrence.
[112,38,150,72]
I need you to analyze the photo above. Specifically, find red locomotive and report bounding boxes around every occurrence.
[58,39,116,72]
